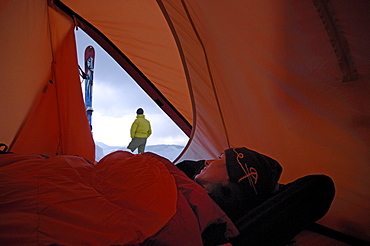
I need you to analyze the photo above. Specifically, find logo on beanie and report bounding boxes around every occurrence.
[233,148,258,195]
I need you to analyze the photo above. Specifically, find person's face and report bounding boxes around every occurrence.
[194,153,229,191]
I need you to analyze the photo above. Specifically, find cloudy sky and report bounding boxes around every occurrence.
[74,29,189,147]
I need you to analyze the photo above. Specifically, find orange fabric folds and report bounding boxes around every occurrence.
[0,152,177,245]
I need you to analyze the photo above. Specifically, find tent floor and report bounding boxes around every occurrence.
[291,230,351,246]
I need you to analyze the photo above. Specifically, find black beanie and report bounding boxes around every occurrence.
[136,108,144,115]
[225,147,282,202]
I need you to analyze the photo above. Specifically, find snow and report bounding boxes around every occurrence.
[95,142,185,162]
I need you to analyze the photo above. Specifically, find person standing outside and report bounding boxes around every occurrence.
[127,108,152,154]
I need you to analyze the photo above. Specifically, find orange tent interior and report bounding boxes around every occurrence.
[1,0,369,243]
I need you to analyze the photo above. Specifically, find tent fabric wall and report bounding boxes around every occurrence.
[1,0,369,242]
[161,0,370,241]
[0,1,95,161]
[1,0,52,148]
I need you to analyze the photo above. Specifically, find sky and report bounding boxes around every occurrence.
[74,29,189,147]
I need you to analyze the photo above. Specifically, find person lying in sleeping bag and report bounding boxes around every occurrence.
[176,147,335,246]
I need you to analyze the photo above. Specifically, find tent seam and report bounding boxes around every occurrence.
[313,0,358,82]
[47,2,63,154]
[155,0,198,161]
[180,0,231,148]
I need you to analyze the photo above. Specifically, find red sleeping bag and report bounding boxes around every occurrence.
[0,151,238,245]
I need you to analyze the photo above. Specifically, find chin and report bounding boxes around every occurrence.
[194,177,206,188]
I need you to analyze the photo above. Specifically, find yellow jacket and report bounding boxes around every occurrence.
[130,115,152,138]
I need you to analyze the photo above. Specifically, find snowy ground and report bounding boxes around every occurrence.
[96,142,185,162]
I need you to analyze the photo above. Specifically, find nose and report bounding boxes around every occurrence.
[205,159,218,166]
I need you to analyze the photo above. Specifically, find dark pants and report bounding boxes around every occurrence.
[230,175,335,246]
[127,137,147,154]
